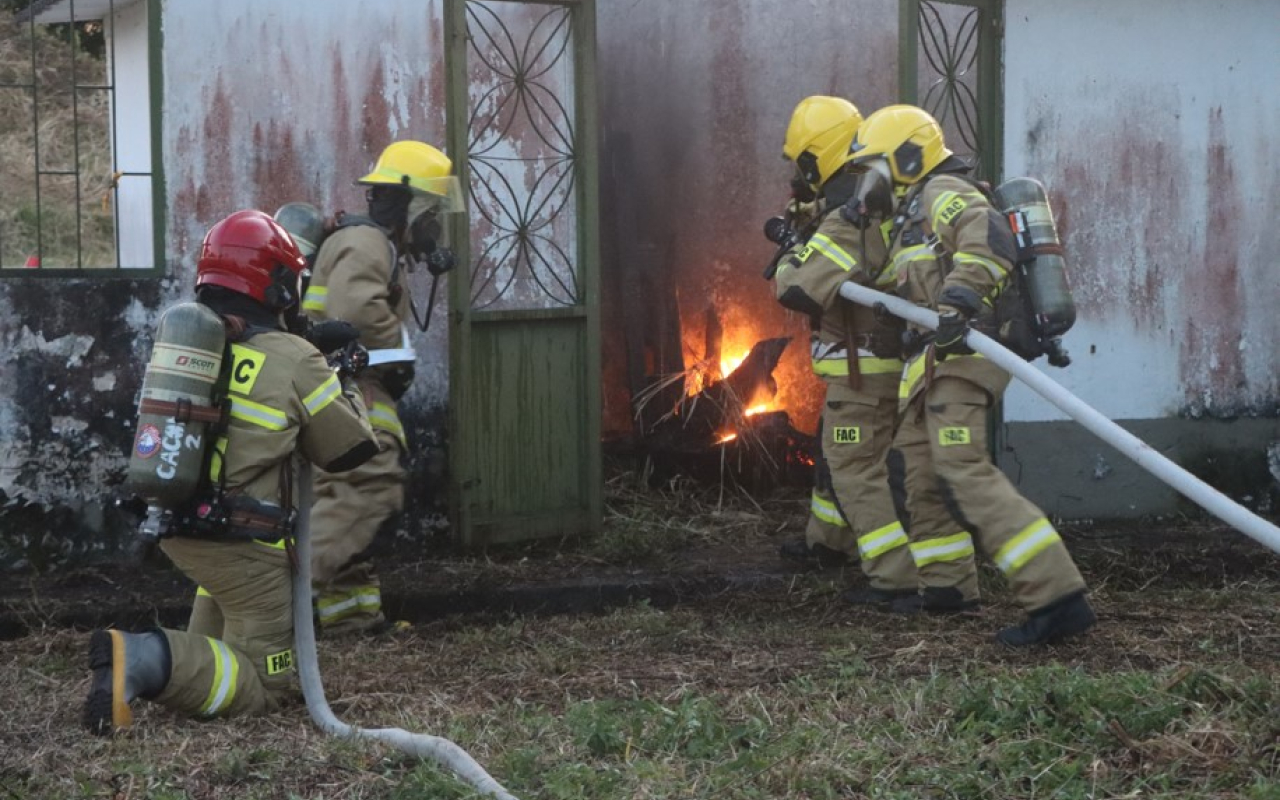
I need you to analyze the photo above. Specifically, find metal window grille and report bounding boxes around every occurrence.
[0,0,158,272]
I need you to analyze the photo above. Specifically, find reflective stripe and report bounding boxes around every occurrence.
[208,435,228,483]
[954,252,1008,283]
[303,374,341,415]
[900,354,928,400]
[810,491,847,527]
[369,402,406,446]
[302,285,328,312]
[317,587,382,623]
[909,531,975,567]
[994,518,1062,575]
[808,233,857,272]
[195,586,211,598]
[858,521,909,560]
[199,638,239,717]
[367,326,415,366]
[229,397,288,431]
[254,538,289,550]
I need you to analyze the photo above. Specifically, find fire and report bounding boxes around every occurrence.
[716,432,738,445]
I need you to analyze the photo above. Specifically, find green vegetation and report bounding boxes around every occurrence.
[0,11,116,269]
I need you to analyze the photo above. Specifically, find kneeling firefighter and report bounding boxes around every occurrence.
[842,104,1095,644]
[770,95,918,605]
[302,140,462,635]
[85,210,378,734]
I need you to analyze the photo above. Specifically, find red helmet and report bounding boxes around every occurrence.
[196,210,308,310]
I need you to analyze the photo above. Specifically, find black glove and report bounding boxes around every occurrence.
[934,307,973,361]
[307,319,362,356]
[326,341,369,380]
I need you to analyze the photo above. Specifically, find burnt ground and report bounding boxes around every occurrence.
[3,480,1279,660]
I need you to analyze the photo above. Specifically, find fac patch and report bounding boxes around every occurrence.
[938,427,971,446]
[832,426,861,444]
[229,344,266,395]
[265,649,294,676]
[937,196,968,226]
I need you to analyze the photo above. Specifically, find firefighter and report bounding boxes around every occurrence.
[843,104,1096,645]
[84,210,378,734]
[302,140,462,634]
[771,96,918,605]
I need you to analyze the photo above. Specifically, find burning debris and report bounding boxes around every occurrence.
[631,324,814,490]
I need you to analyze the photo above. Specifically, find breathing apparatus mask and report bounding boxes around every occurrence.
[842,158,895,228]
[367,185,413,231]
[405,196,456,276]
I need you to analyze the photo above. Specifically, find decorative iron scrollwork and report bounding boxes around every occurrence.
[918,1,982,174]
[465,1,579,310]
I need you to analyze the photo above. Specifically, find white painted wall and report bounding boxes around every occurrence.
[1002,0,1280,423]
[106,0,154,268]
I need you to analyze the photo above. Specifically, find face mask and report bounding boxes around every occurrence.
[367,186,413,231]
[852,159,895,218]
[406,211,457,276]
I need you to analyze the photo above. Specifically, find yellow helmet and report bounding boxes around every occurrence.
[358,140,465,212]
[848,104,952,185]
[782,96,864,190]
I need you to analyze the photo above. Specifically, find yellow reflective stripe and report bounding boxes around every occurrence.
[229,397,288,431]
[369,402,406,445]
[808,233,857,272]
[860,356,903,374]
[316,587,382,623]
[199,638,239,717]
[813,359,849,377]
[208,435,228,483]
[858,521,908,559]
[303,374,341,416]
[900,354,927,400]
[195,586,211,598]
[302,285,328,312]
[909,531,975,567]
[254,538,289,550]
[994,518,1062,575]
[954,252,1009,282]
[810,491,847,527]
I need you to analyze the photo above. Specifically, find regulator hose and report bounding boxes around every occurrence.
[838,281,1280,555]
[291,464,520,800]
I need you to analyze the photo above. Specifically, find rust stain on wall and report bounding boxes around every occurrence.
[1180,106,1245,413]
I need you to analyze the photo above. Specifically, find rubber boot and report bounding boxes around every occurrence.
[83,629,171,735]
[841,586,916,607]
[995,591,1097,647]
[779,539,848,568]
[890,586,981,615]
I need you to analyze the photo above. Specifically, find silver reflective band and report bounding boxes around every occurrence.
[366,326,416,366]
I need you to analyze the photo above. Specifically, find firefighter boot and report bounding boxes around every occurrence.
[890,586,981,615]
[83,629,171,735]
[995,591,1097,647]
[780,538,848,568]
[841,586,916,607]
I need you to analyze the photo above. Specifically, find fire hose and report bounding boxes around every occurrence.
[291,463,520,800]
[838,281,1280,555]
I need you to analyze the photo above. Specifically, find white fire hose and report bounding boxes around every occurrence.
[292,464,520,800]
[838,281,1280,554]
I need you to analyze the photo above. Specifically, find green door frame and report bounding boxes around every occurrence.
[443,0,602,547]
[898,0,1004,183]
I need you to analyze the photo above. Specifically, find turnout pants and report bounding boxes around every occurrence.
[895,376,1087,609]
[310,424,405,631]
[821,381,916,590]
[158,537,295,718]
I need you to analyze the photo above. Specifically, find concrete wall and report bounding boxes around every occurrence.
[997,0,1280,516]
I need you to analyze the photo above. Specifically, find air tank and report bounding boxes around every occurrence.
[993,177,1076,339]
[126,303,226,523]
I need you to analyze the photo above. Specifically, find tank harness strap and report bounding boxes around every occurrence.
[138,397,226,425]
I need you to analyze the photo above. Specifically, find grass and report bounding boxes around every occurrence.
[3,478,1279,799]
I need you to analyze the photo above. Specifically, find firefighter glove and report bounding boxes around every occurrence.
[327,341,369,380]
[307,319,362,356]
[934,305,973,360]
